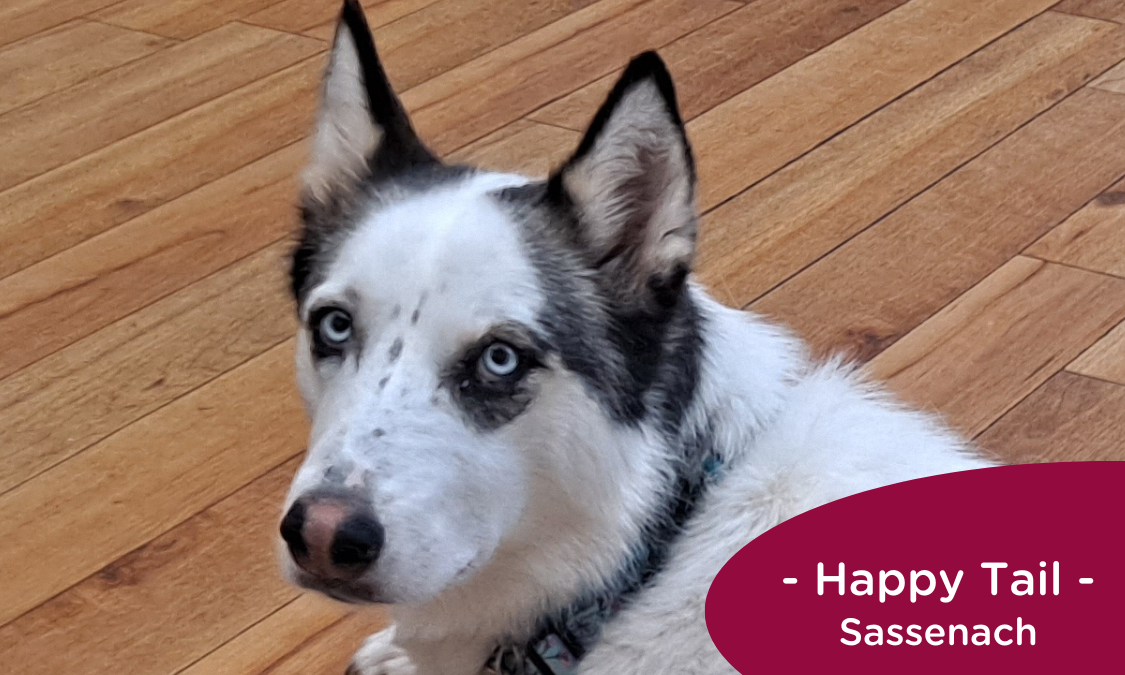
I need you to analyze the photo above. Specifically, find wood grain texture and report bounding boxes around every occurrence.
[0,143,303,382]
[865,257,1125,436]
[399,0,645,112]
[247,612,385,675]
[0,20,173,116]
[0,459,319,675]
[247,0,442,36]
[1055,0,1125,22]
[0,0,124,48]
[0,340,304,625]
[94,0,282,40]
[448,120,580,177]
[697,11,1125,307]
[689,0,1059,211]
[0,55,322,279]
[0,22,320,192]
[977,371,1125,462]
[530,0,910,130]
[404,0,741,154]
[1027,175,1125,276]
[1089,56,1125,93]
[0,241,295,495]
[5,0,1125,668]
[1069,320,1125,385]
[752,88,1125,362]
[310,0,601,89]
[178,596,359,675]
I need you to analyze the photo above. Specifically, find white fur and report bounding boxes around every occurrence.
[285,19,991,671]
[284,173,991,675]
[573,299,988,674]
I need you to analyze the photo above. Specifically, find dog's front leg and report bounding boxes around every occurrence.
[349,624,493,675]
[348,625,415,675]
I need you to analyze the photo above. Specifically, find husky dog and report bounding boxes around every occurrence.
[277,2,993,673]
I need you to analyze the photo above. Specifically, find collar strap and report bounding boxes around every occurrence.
[486,438,725,675]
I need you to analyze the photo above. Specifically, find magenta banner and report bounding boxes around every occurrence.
[706,462,1123,672]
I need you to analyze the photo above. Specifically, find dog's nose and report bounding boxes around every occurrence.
[280,494,384,581]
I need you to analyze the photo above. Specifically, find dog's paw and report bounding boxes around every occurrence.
[346,626,416,675]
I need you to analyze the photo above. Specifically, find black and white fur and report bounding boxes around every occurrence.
[278,3,993,673]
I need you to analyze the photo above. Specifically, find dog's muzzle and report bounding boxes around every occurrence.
[280,490,384,583]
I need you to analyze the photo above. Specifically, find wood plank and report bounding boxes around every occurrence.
[247,0,442,36]
[864,257,1125,436]
[751,88,1125,362]
[0,143,303,382]
[1069,320,1125,385]
[689,0,1059,211]
[307,0,602,91]
[0,0,124,48]
[178,596,358,675]
[0,22,321,192]
[383,0,600,89]
[251,612,383,675]
[94,0,282,40]
[1055,0,1125,22]
[448,120,580,177]
[1027,175,1125,276]
[977,371,1125,462]
[400,0,645,113]
[0,55,323,280]
[403,0,742,155]
[697,11,1125,307]
[0,241,295,495]
[0,339,304,626]
[0,20,173,116]
[0,459,343,675]
[530,0,910,130]
[1089,56,1125,93]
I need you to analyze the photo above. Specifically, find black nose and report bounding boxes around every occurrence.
[279,500,307,558]
[332,513,384,569]
[280,495,384,581]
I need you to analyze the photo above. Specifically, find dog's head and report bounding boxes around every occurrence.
[279,0,700,606]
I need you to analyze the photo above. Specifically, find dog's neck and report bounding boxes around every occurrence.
[391,286,803,663]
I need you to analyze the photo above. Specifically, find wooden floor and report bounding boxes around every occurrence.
[3,0,1125,671]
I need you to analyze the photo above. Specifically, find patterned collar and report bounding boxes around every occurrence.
[485,443,726,675]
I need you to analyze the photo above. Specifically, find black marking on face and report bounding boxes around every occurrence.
[378,375,390,390]
[411,292,427,325]
[372,428,386,438]
[324,464,348,485]
[388,337,403,362]
[391,304,402,319]
[496,183,704,433]
[442,325,544,430]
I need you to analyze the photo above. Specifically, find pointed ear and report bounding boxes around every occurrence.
[303,0,437,203]
[550,52,696,308]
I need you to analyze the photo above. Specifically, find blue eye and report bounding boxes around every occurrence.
[318,309,352,346]
[479,342,519,377]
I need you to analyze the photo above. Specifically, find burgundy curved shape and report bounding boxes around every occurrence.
[706,462,1123,672]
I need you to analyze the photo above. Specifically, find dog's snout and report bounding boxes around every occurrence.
[280,493,384,582]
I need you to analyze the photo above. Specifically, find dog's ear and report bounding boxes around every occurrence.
[549,52,696,308]
[303,0,437,203]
